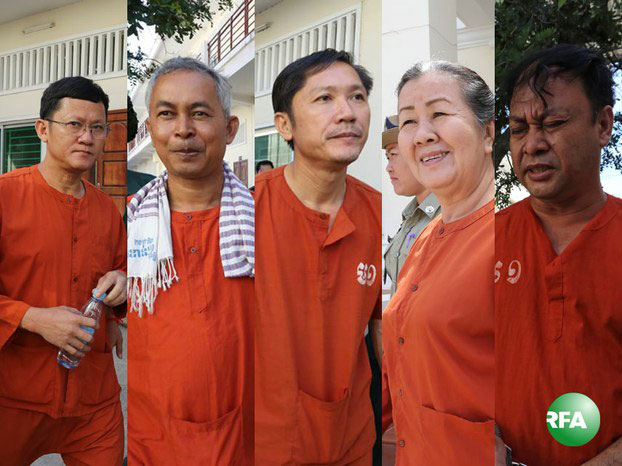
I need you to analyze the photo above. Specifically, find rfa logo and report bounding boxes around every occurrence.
[547,411,587,429]
[357,263,376,286]
[546,393,600,447]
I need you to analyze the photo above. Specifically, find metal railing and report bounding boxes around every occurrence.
[0,26,126,95]
[206,0,255,67]
[255,7,360,96]
[128,119,149,152]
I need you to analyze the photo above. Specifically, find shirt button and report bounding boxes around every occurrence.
[439,227,445,235]
[72,277,78,283]
[66,198,72,203]
[399,439,406,448]
[425,206,434,214]
[185,214,192,221]
[398,388,404,397]
[411,284,418,292]
[190,247,197,253]
[73,237,78,243]
[319,213,328,220]
[398,336,405,345]
[394,252,399,258]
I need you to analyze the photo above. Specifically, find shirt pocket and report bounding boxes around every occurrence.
[419,404,494,465]
[168,404,244,466]
[0,343,56,404]
[293,387,350,464]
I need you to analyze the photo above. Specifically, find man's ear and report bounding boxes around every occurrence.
[34,119,49,143]
[145,117,151,137]
[596,105,614,148]
[225,115,240,144]
[274,112,294,144]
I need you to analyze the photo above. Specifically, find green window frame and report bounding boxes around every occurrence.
[255,133,293,168]
[1,125,41,174]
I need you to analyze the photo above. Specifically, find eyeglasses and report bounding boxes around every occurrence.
[46,119,109,140]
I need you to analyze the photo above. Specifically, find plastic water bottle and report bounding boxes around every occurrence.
[57,289,107,369]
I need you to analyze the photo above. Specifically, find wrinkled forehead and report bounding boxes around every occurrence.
[509,74,586,115]
[509,84,549,112]
[398,72,464,110]
[152,70,219,105]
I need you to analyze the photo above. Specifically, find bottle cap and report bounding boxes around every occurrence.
[91,288,107,302]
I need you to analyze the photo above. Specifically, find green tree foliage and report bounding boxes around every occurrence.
[495,0,622,207]
[128,0,233,85]
[127,95,138,142]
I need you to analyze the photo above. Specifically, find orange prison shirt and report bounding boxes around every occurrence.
[255,167,382,465]
[382,200,495,465]
[495,196,622,465]
[127,207,254,465]
[0,165,125,419]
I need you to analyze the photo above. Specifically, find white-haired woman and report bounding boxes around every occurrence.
[382,61,495,465]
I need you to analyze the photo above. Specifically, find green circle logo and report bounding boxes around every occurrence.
[547,393,600,446]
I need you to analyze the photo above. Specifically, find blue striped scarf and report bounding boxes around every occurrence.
[127,161,254,316]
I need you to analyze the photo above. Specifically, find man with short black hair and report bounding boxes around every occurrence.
[256,159,274,174]
[0,76,126,465]
[255,49,381,465]
[495,44,622,465]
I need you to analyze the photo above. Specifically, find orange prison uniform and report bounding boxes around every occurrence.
[0,165,126,465]
[495,196,622,465]
[128,207,254,465]
[255,167,381,465]
[382,200,495,465]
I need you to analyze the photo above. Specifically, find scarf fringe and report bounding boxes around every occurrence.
[129,257,178,317]
[159,256,178,290]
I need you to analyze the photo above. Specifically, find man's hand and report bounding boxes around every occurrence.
[106,320,123,358]
[20,306,96,357]
[95,270,127,307]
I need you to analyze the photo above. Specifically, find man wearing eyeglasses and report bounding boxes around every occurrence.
[0,76,126,465]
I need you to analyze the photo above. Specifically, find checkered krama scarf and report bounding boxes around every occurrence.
[127,161,254,316]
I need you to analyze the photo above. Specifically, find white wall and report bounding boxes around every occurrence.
[132,153,165,176]
[225,101,255,187]
[0,0,126,52]
[457,37,494,90]
[0,0,127,122]
[0,76,126,124]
